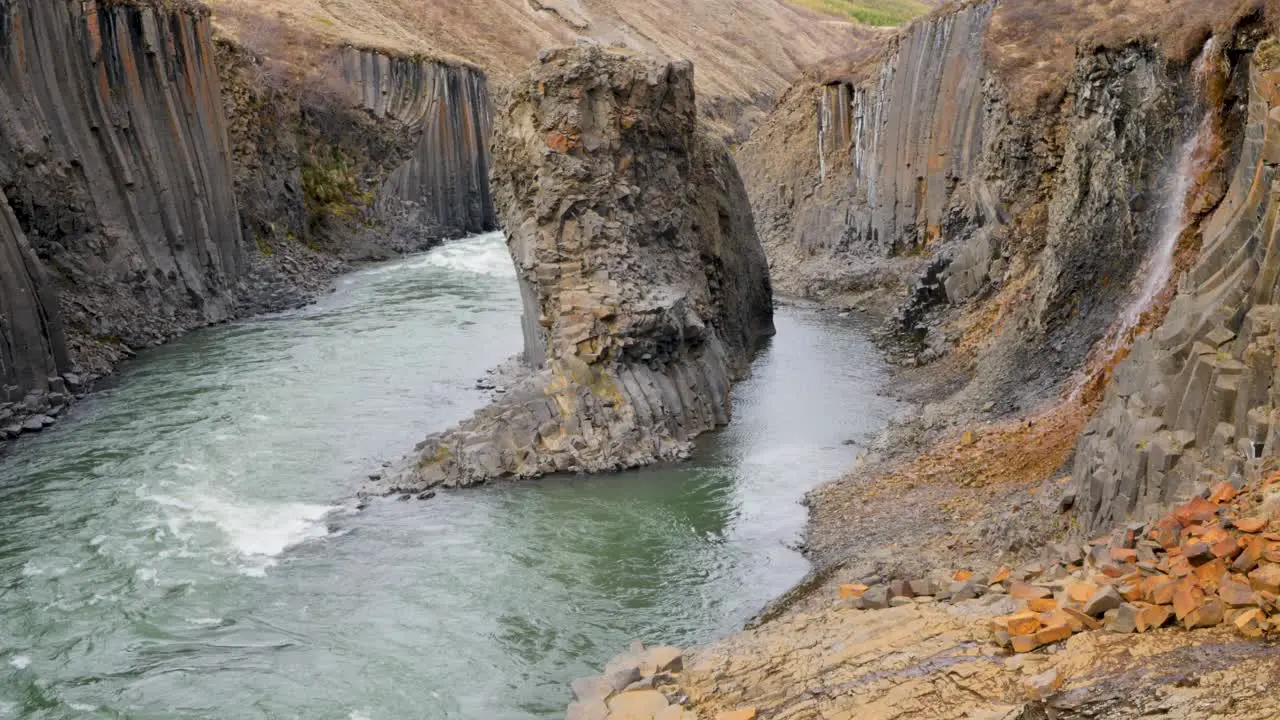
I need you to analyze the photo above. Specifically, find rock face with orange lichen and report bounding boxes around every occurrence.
[378,46,774,491]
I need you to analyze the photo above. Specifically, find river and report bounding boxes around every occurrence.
[0,232,898,719]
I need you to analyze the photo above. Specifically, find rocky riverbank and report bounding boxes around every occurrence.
[0,0,497,445]
[377,46,774,492]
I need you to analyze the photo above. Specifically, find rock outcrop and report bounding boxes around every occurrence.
[1073,45,1280,533]
[0,0,245,413]
[380,46,774,491]
[218,42,497,260]
[340,47,497,244]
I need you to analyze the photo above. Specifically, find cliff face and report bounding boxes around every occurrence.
[341,48,496,244]
[379,47,774,492]
[742,0,1197,412]
[218,43,497,261]
[0,0,501,439]
[738,0,1280,534]
[0,0,244,421]
[1073,46,1280,533]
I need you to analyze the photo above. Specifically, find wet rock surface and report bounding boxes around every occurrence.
[379,46,774,491]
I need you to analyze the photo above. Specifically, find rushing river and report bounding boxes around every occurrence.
[0,232,898,719]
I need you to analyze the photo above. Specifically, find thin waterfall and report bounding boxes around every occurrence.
[1071,38,1216,400]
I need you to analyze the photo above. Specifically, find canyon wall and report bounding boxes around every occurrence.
[379,47,774,492]
[0,0,245,423]
[219,43,497,260]
[741,0,1197,410]
[1073,45,1280,533]
[0,0,500,438]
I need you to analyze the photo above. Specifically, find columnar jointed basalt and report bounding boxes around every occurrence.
[339,48,497,242]
[0,0,244,429]
[1073,51,1280,534]
[381,46,774,491]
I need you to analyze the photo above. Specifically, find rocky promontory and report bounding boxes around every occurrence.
[379,46,774,492]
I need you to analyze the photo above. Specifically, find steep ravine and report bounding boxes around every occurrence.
[0,0,497,440]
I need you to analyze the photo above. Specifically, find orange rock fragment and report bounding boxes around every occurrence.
[1249,563,1280,594]
[1062,607,1102,631]
[1034,623,1072,646]
[1234,608,1267,638]
[1184,599,1225,629]
[1009,582,1052,600]
[953,570,974,582]
[1194,559,1228,591]
[1172,579,1205,620]
[1136,604,1171,632]
[1144,576,1176,605]
[1237,517,1269,533]
[1027,598,1058,613]
[1219,577,1256,607]
[1011,634,1041,653]
[1004,612,1042,636]
[1066,582,1098,603]
[990,566,1012,584]
[1208,481,1237,505]
[716,710,757,720]
[1211,536,1242,560]
[839,584,869,600]
[1110,548,1138,563]
[1175,497,1219,526]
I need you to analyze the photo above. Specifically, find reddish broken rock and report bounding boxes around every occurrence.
[1175,497,1219,526]
[1208,481,1237,505]
[1248,563,1280,594]
[1009,582,1052,600]
[1236,517,1269,533]
[839,584,868,600]
[1219,577,1256,607]
[1183,599,1225,629]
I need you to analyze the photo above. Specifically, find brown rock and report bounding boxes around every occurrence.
[715,710,757,720]
[1118,582,1143,602]
[1136,604,1171,632]
[1004,612,1042,636]
[1009,582,1052,600]
[640,646,683,675]
[1172,580,1205,620]
[1194,559,1228,591]
[1063,607,1102,631]
[1234,538,1265,573]
[1234,608,1267,638]
[1110,548,1138,563]
[1237,517,1269,533]
[839,583,869,600]
[1145,576,1177,605]
[1182,542,1214,565]
[1208,481,1237,504]
[990,566,1012,584]
[1034,623,1072,646]
[608,689,670,716]
[1175,497,1219,526]
[1211,536,1242,560]
[1152,518,1183,548]
[1248,563,1280,594]
[1011,634,1041,653]
[1219,578,1256,607]
[889,579,915,599]
[953,570,974,582]
[1066,582,1098,603]
[1183,599,1225,629]
[1026,598,1058,613]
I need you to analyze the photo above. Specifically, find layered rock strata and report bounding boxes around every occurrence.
[1073,48,1280,533]
[381,46,774,491]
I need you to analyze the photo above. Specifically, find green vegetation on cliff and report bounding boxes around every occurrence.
[789,0,930,26]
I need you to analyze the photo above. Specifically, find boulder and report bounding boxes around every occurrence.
[380,46,774,491]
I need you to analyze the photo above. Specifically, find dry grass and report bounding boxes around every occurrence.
[205,0,872,112]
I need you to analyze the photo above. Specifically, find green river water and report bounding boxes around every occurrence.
[0,232,898,719]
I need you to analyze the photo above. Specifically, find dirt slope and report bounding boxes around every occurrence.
[205,0,880,137]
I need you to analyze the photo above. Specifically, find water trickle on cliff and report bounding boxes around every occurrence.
[1081,39,1217,390]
